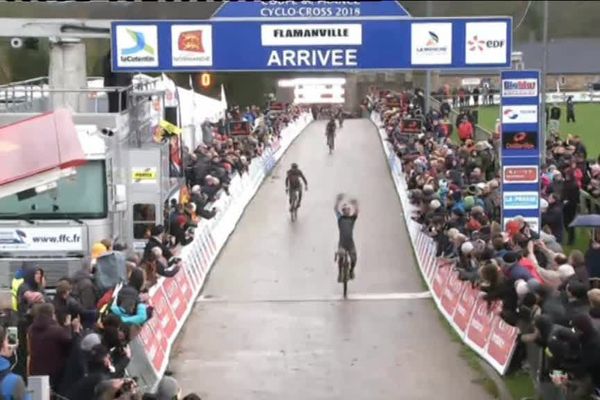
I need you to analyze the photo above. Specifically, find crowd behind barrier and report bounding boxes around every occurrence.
[366,88,600,400]
[4,100,312,399]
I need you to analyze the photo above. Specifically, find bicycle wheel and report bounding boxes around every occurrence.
[289,191,297,221]
[342,254,349,298]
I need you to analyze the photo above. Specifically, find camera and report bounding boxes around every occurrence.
[7,327,17,346]
[10,38,23,49]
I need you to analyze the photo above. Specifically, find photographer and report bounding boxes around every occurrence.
[0,326,28,399]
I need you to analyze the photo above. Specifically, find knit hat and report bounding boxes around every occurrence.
[156,376,181,400]
[447,228,460,240]
[461,241,474,255]
[502,251,519,265]
[464,196,475,210]
[91,242,108,260]
[505,220,522,237]
[80,333,102,352]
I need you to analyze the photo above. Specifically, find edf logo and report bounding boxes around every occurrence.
[468,36,505,51]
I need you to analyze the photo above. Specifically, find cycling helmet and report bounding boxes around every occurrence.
[291,163,298,169]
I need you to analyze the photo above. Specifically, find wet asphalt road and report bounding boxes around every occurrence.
[171,119,490,400]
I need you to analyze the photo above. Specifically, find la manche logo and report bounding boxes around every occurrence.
[121,29,156,62]
[426,31,439,46]
[417,31,447,53]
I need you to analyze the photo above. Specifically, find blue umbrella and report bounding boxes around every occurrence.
[569,214,600,228]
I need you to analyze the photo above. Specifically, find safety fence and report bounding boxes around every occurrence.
[127,113,313,390]
[371,112,518,375]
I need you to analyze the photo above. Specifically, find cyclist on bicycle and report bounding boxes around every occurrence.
[334,194,358,282]
[337,107,345,128]
[326,117,337,148]
[285,163,308,211]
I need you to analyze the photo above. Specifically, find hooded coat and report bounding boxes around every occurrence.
[27,314,73,389]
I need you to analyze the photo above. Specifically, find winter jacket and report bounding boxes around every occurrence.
[0,357,29,400]
[70,269,98,310]
[27,315,73,389]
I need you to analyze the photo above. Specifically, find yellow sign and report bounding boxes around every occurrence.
[132,167,157,184]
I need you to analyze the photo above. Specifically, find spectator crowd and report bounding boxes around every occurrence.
[2,101,305,399]
[367,88,600,400]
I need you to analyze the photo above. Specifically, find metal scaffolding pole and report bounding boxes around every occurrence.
[424,0,433,112]
[541,0,549,163]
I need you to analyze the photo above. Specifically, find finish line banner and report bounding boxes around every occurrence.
[111,17,512,72]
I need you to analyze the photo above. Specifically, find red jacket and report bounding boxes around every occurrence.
[458,121,474,141]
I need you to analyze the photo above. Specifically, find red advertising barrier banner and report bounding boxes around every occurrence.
[465,298,497,351]
[432,261,452,300]
[440,272,465,318]
[138,317,167,373]
[452,284,479,333]
[162,277,189,323]
[487,316,519,368]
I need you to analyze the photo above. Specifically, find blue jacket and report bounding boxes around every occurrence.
[506,263,533,282]
[0,357,30,400]
[110,302,149,326]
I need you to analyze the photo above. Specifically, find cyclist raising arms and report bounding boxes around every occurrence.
[285,163,308,211]
[334,194,359,282]
[325,117,337,152]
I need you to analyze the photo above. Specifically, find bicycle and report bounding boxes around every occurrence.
[335,249,351,298]
[288,188,301,222]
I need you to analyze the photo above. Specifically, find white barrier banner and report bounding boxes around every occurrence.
[130,113,312,383]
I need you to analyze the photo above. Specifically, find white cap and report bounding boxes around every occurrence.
[461,241,474,255]
[430,199,442,210]
[558,264,575,281]
[540,198,549,212]
[514,279,530,299]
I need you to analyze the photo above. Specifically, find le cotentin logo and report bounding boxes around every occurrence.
[116,25,159,67]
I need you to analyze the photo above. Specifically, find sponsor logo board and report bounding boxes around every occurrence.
[503,191,539,210]
[503,166,538,184]
[501,105,538,124]
[501,79,538,97]
[0,227,83,252]
[465,22,507,65]
[115,25,159,67]
[503,217,539,234]
[132,167,158,184]
[261,24,362,46]
[411,23,452,65]
[502,130,538,151]
[171,25,213,67]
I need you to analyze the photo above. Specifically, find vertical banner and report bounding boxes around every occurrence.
[500,70,541,231]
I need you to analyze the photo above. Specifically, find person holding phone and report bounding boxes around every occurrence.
[0,326,29,399]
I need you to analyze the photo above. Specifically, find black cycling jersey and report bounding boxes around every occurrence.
[326,121,336,136]
[286,169,308,190]
[337,212,357,250]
